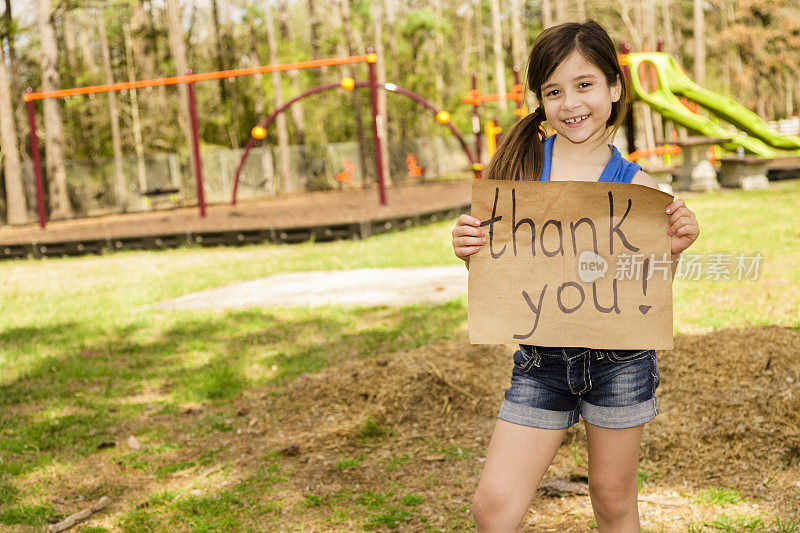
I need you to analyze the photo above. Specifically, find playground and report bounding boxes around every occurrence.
[3,2,800,531]
[1,178,799,531]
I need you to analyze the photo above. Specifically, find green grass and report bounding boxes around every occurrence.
[1,179,798,530]
[692,486,746,506]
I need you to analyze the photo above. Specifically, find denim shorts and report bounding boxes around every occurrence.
[498,345,661,430]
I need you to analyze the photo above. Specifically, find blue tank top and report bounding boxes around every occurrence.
[539,134,642,183]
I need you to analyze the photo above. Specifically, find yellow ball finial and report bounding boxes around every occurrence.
[366,53,377,63]
[436,111,451,124]
[251,125,267,139]
[341,77,355,90]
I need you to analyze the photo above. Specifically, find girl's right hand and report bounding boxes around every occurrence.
[451,214,486,262]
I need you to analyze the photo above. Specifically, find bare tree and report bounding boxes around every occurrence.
[165,0,194,163]
[263,0,294,194]
[693,0,706,85]
[279,0,306,146]
[510,0,526,71]
[98,10,128,211]
[542,0,553,29]
[0,42,27,224]
[489,0,507,111]
[338,0,370,185]
[37,0,72,219]
[123,21,149,207]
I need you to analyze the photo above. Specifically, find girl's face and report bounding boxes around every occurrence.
[539,50,622,146]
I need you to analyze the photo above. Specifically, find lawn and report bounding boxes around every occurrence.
[1,178,798,531]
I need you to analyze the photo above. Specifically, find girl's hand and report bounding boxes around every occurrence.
[666,198,699,255]
[452,214,485,261]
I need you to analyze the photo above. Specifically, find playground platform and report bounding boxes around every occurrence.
[0,180,471,260]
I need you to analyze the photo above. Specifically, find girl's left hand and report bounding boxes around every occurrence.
[666,198,699,255]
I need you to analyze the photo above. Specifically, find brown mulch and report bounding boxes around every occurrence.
[33,325,800,531]
[0,180,471,245]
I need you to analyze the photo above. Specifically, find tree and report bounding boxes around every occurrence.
[164,0,194,164]
[263,0,294,194]
[0,40,27,224]
[279,0,306,146]
[693,0,706,85]
[98,10,128,211]
[37,0,72,219]
[489,0,506,111]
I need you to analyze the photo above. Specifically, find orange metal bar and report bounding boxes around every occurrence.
[24,54,372,101]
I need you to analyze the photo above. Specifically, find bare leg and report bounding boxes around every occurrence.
[585,421,644,532]
[473,419,568,532]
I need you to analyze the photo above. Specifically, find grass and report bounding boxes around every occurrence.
[0,179,798,530]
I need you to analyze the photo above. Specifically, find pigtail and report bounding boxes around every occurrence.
[483,106,547,182]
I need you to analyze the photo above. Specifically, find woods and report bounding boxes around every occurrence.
[1,0,799,224]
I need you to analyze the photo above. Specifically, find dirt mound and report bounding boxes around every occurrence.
[244,325,799,529]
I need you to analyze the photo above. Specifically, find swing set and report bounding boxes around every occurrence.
[24,49,478,229]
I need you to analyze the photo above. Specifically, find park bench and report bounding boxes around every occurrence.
[718,156,769,190]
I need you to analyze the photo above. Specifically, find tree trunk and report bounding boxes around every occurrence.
[510,0,525,71]
[554,0,565,25]
[0,42,27,224]
[542,0,553,29]
[384,0,399,86]
[432,0,444,101]
[489,0,507,112]
[123,21,149,207]
[660,0,674,55]
[210,0,227,97]
[247,20,265,117]
[263,0,294,194]
[37,0,72,219]
[308,0,321,61]
[3,0,28,164]
[475,0,488,92]
[339,0,371,186]
[279,0,306,146]
[371,0,391,186]
[98,10,128,212]
[165,0,196,179]
[693,0,705,85]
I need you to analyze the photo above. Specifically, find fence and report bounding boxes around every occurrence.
[8,135,480,222]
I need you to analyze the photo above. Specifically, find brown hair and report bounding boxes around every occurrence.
[483,20,629,181]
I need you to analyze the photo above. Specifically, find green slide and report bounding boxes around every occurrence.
[626,52,800,158]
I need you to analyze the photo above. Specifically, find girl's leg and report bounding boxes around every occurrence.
[584,421,644,532]
[473,419,567,532]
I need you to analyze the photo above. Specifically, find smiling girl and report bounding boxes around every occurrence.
[451,20,699,532]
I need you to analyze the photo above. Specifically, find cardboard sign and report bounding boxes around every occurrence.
[468,179,674,349]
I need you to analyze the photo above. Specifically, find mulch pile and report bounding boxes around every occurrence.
[240,325,800,530]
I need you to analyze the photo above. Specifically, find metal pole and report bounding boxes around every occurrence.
[366,48,387,206]
[186,72,206,218]
[471,72,483,178]
[26,89,47,229]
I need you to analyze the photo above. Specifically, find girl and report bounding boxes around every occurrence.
[451,20,699,532]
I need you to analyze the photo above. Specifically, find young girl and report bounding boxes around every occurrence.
[451,20,699,532]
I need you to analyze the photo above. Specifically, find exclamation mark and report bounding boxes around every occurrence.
[639,257,652,315]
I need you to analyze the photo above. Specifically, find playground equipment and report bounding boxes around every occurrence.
[231,55,477,206]
[624,51,800,158]
[25,50,477,228]
[461,66,527,176]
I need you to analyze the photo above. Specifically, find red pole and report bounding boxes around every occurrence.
[471,72,483,178]
[366,48,387,206]
[186,72,206,218]
[26,89,47,229]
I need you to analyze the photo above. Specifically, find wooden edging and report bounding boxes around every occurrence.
[0,202,471,261]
